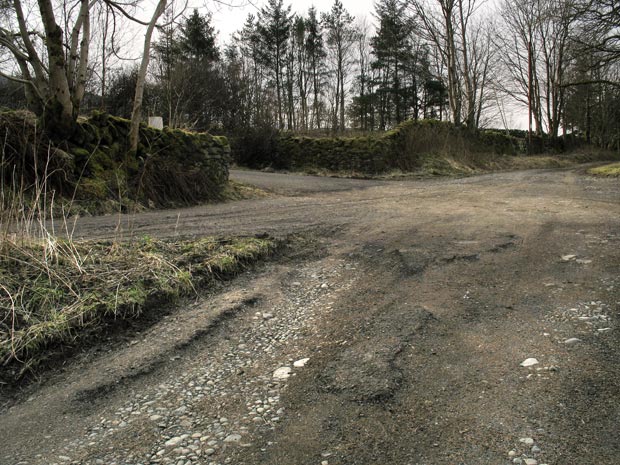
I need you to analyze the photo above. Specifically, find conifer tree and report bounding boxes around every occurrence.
[305,7,327,129]
[322,0,356,131]
[257,0,293,129]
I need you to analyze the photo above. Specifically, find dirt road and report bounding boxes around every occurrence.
[1,168,619,465]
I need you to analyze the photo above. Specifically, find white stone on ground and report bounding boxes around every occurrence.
[293,358,310,368]
[164,437,183,448]
[224,434,242,443]
[273,366,292,379]
[520,358,539,367]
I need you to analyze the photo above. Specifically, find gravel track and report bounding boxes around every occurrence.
[1,167,619,465]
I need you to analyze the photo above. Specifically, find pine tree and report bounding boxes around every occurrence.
[371,0,415,127]
[322,0,356,131]
[257,0,293,129]
[179,9,219,62]
[305,7,326,129]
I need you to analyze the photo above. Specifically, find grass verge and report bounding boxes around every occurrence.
[588,162,620,177]
[0,235,277,380]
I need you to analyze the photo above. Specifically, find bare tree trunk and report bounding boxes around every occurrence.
[129,0,167,154]
[100,7,110,110]
[72,0,91,115]
[38,0,75,137]
[457,0,475,129]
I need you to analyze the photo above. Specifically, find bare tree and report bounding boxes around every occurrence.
[128,0,168,153]
[409,0,462,125]
[322,0,356,131]
[497,0,576,139]
[0,0,92,136]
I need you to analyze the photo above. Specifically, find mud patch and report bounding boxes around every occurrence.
[319,306,436,402]
[441,252,480,263]
[489,234,521,252]
[388,248,433,276]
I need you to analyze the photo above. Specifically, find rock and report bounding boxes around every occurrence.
[561,255,577,261]
[292,281,302,286]
[524,459,538,465]
[205,449,215,456]
[520,358,539,367]
[173,406,187,416]
[519,438,535,446]
[149,415,163,421]
[293,358,310,368]
[564,338,581,345]
[58,457,71,462]
[598,328,612,332]
[165,437,184,448]
[321,283,329,289]
[508,450,517,457]
[531,445,541,453]
[224,434,242,443]
[262,313,274,319]
[273,367,292,379]
[576,259,592,264]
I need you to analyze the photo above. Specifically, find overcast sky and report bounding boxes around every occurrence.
[206,0,378,43]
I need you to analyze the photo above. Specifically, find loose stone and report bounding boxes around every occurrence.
[520,358,539,367]
[165,437,183,448]
[223,434,242,443]
[293,358,310,368]
[273,367,292,379]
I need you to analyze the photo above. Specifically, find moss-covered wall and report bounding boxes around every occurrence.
[0,110,230,212]
[71,112,230,208]
[272,120,537,174]
[276,134,394,173]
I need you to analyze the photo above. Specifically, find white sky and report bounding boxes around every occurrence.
[206,0,378,43]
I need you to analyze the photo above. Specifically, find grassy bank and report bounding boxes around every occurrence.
[588,162,620,177]
[300,149,617,179]
[0,235,277,381]
[391,149,617,178]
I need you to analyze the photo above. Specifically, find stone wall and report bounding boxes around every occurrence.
[272,120,534,175]
[71,112,231,208]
